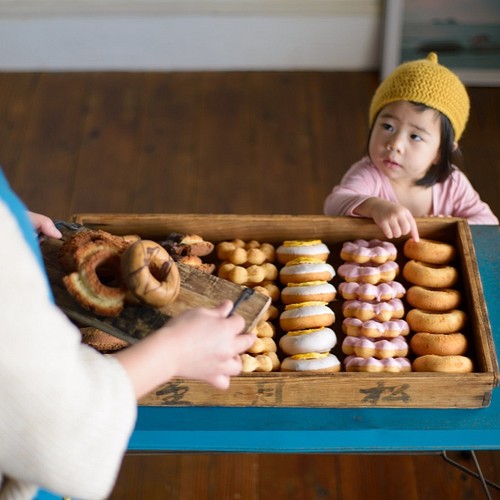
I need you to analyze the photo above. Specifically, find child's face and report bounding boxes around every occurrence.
[369,101,442,185]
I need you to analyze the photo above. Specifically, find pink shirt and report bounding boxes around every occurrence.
[323,157,499,225]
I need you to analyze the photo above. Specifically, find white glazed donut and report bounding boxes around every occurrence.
[337,261,399,285]
[337,281,406,301]
[276,239,330,264]
[279,327,337,355]
[281,352,341,372]
[342,298,405,322]
[279,257,335,285]
[340,239,397,264]
[281,280,336,304]
[279,301,335,332]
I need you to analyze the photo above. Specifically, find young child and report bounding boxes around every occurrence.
[0,169,256,499]
[323,52,499,241]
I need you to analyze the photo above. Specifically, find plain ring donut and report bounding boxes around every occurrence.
[406,285,461,311]
[406,308,467,334]
[412,354,473,373]
[402,259,458,288]
[121,239,181,307]
[410,332,468,356]
[404,238,456,265]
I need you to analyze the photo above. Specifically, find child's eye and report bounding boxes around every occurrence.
[411,133,423,142]
[382,123,393,131]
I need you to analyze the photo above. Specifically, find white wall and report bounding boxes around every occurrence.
[0,0,383,71]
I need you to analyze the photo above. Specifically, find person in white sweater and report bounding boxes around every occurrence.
[0,169,256,500]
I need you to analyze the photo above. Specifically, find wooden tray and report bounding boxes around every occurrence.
[67,213,498,408]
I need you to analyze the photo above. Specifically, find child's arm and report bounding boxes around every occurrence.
[354,197,420,241]
[28,211,62,239]
[113,300,256,398]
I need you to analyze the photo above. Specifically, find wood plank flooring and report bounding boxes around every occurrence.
[0,71,498,499]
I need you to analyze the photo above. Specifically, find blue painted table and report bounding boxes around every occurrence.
[129,225,500,453]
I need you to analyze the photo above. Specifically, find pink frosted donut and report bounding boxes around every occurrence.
[279,257,335,285]
[337,261,399,285]
[281,280,336,305]
[337,281,406,301]
[281,352,341,372]
[344,355,411,373]
[279,327,337,355]
[342,318,410,338]
[342,298,405,322]
[340,239,397,264]
[276,239,330,264]
[279,301,335,332]
[342,335,408,359]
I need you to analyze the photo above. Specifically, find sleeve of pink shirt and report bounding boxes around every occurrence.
[323,157,392,216]
[434,169,499,225]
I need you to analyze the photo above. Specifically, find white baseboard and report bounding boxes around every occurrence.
[0,1,383,71]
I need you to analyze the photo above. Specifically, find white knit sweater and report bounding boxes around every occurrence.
[0,200,137,500]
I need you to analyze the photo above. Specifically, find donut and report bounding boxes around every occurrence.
[281,280,336,305]
[342,298,405,322]
[160,232,214,257]
[337,281,406,301]
[279,257,335,285]
[344,355,411,373]
[402,260,458,288]
[276,239,330,264]
[340,239,397,264]
[279,301,335,332]
[63,248,127,316]
[342,335,408,359]
[241,352,280,373]
[80,327,130,353]
[412,354,473,373]
[403,238,456,265]
[337,261,399,285]
[406,285,461,311]
[121,239,181,308]
[342,318,410,338]
[279,327,337,355]
[246,336,277,355]
[406,309,467,334]
[280,352,341,372]
[410,332,468,356]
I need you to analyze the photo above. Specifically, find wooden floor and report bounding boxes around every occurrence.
[1,71,498,499]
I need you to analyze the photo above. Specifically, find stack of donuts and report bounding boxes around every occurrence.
[402,238,473,373]
[215,239,281,372]
[338,239,411,373]
[276,240,340,372]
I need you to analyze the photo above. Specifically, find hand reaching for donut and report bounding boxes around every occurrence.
[355,198,420,242]
[113,300,257,397]
[28,211,62,240]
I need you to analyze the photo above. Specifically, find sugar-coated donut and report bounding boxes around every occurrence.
[342,335,408,359]
[406,285,461,311]
[412,354,473,373]
[344,355,411,373]
[340,239,397,264]
[281,280,336,304]
[402,260,458,288]
[279,257,335,285]
[337,281,406,301]
[337,261,399,285]
[276,239,330,264]
[279,301,335,332]
[279,327,337,355]
[121,239,181,308]
[404,238,456,265]
[342,298,405,322]
[406,308,467,334]
[410,332,468,356]
[281,352,341,372]
[342,318,410,338]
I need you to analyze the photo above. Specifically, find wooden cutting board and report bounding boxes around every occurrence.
[41,226,271,345]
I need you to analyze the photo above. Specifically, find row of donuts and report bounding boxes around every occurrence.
[402,239,473,373]
[337,240,412,373]
[276,241,339,372]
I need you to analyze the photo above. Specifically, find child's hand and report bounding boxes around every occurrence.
[28,211,62,239]
[357,198,420,241]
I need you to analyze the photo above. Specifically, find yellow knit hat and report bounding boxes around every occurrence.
[369,53,470,140]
